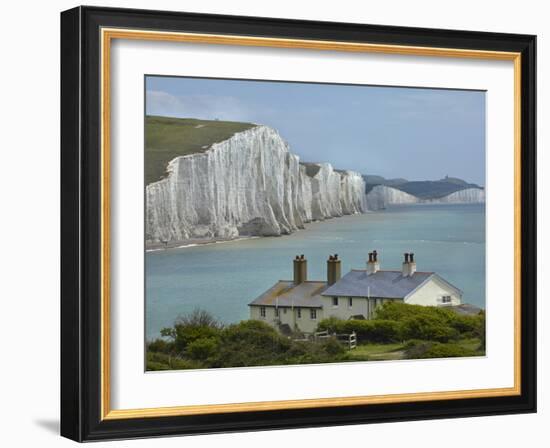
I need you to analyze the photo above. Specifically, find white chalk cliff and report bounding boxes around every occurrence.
[425,188,486,204]
[365,185,419,210]
[365,185,485,210]
[146,125,366,243]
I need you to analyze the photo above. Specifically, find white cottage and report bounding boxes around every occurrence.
[248,251,463,334]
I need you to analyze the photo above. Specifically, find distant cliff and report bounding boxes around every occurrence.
[366,184,485,210]
[365,185,419,210]
[146,124,366,244]
[364,174,483,199]
[424,188,486,204]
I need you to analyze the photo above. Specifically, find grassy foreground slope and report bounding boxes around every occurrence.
[145,115,256,185]
[146,303,485,370]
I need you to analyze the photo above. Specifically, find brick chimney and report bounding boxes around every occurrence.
[402,252,417,277]
[327,254,342,286]
[293,254,307,284]
[366,250,380,275]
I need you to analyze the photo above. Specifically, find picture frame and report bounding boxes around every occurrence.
[60,5,536,442]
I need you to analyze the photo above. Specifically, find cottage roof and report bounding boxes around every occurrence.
[249,269,462,307]
[322,269,437,299]
[248,281,326,308]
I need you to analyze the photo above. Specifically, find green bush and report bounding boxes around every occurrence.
[161,309,223,352]
[375,301,454,322]
[317,316,342,333]
[284,338,346,365]
[404,341,477,359]
[146,351,203,370]
[360,320,402,343]
[186,337,219,361]
[401,315,458,342]
[211,320,292,368]
[147,338,175,354]
[322,338,346,356]
[317,318,402,343]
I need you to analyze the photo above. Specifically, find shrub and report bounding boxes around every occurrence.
[318,318,402,343]
[186,337,219,361]
[401,315,458,342]
[361,320,402,343]
[161,309,223,353]
[172,324,221,352]
[317,316,342,333]
[404,341,477,359]
[284,338,346,365]
[211,320,292,368]
[146,351,203,370]
[375,301,454,322]
[322,338,346,356]
[174,308,223,329]
[147,338,175,354]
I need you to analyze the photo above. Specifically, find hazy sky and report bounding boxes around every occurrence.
[146,76,486,185]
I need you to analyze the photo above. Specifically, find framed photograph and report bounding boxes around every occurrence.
[60,6,536,442]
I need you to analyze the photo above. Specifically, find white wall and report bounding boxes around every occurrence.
[250,305,323,333]
[0,1,546,448]
[406,277,462,306]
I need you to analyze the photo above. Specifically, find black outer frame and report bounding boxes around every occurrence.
[60,5,537,442]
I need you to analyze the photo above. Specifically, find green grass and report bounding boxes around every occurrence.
[344,338,483,363]
[455,338,484,353]
[145,115,256,185]
[346,343,406,361]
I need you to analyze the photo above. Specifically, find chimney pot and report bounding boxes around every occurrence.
[327,254,342,286]
[402,252,417,277]
[293,255,308,284]
[367,250,380,275]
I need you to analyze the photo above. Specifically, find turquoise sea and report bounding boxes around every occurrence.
[145,203,485,340]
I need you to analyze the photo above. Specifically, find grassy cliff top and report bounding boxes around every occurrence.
[145,116,256,185]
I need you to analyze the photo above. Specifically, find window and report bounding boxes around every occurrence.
[310,309,317,320]
[283,308,287,314]
[297,308,302,318]
[348,297,353,308]
[275,308,280,317]
[260,306,266,318]
[441,295,452,304]
[332,297,339,307]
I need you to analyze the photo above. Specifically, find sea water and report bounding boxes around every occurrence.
[145,203,485,340]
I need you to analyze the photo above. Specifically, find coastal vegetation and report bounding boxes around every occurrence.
[146,303,485,371]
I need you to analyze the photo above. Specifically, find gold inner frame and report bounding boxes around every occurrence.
[100,27,522,421]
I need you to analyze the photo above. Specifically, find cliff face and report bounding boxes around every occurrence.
[365,185,485,210]
[308,164,366,220]
[426,188,486,204]
[365,185,418,210]
[146,125,366,243]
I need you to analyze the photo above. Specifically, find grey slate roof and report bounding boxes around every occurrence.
[322,270,435,299]
[249,281,326,308]
[249,269,463,308]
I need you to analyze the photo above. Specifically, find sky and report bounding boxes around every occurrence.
[146,76,486,185]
